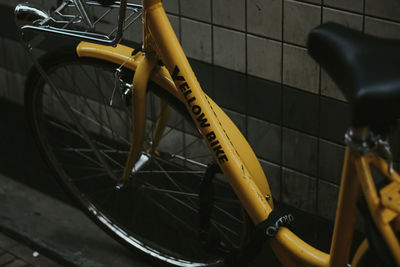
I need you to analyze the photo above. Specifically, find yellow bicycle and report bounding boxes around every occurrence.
[15,0,400,266]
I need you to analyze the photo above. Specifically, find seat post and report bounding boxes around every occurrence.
[345,127,394,174]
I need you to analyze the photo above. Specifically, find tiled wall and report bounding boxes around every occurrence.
[159,0,400,222]
[2,0,400,223]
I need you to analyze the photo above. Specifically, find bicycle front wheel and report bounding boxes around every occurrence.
[25,48,249,266]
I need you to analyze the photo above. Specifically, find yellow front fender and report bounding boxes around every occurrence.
[76,41,274,208]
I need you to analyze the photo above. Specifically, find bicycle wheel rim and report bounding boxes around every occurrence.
[26,52,248,266]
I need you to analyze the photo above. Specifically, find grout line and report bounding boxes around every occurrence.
[315,0,324,222]
[177,0,182,43]
[210,0,215,98]
[362,0,366,32]
[171,8,400,29]
[244,0,249,138]
[279,0,285,203]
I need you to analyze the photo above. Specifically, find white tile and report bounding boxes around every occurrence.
[182,18,212,63]
[283,44,319,93]
[247,35,281,83]
[213,27,246,72]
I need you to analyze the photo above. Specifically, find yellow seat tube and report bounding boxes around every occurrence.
[328,148,360,266]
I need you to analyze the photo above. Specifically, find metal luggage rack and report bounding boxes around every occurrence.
[16,0,142,46]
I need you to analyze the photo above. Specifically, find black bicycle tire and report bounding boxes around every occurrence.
[25,46,250,267]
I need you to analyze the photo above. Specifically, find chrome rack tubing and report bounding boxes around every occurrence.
[85,1,142,10]
[19,0,129,46]
[72,0,94,29]
[20,25,117,45]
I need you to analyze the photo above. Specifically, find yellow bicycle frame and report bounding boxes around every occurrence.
[75,0,400,265]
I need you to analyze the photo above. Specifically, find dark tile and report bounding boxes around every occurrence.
[317,180,339,221]
[247,76,282,125]
[189,59,214,97]
[247,116,281,163]
[319,97,350,145]
[282,168,317,213]
[318,139,345,184]
[259,159,281,201]
[282,128,318,176]
[283,86,319,135]
[213,66,246,113]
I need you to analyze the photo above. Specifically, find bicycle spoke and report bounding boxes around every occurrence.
[44,90,131,145]
[61,163,119,172]
[82,64,127,126]
[136,170,204,174]
[170,154,208,169]
[100,149,125,168]
[138,186,199,198]
[31,56,247,264]
[71,106,130,144]
[144,195,198,234]
[212,222,237,247]
[214,204,244,224]
[56,147,128,155]
[151,157,189,193]
[85,184,119,196]
[47,118,129,154]
[58,66,127,144]
[171,137,206,158]
[71,172,113,182]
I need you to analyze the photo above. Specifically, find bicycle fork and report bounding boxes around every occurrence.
[121,52,171,181]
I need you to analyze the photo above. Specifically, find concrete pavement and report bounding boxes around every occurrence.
[0,173,153,267]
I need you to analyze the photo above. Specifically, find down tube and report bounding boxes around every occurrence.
[145,2,331,266]
[144,1,271,224]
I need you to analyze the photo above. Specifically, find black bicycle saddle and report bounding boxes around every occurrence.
[308,22,400,132]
